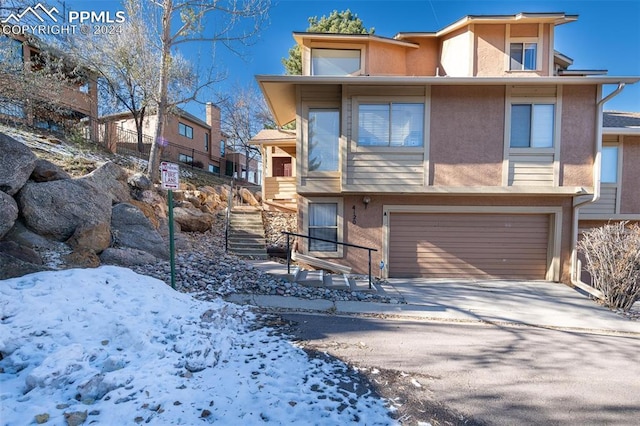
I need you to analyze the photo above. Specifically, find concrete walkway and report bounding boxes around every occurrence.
[225,260,640,335]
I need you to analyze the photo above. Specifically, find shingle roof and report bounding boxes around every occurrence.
[603,111,640,128]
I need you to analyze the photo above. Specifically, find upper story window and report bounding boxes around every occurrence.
[204,133,210,151]
[510,103,554,148]
[311,49,361,76]
[358,102,424,147]
[308,108,340,172]
[178,122,193,139]
[510,42,537,71]
[601,146,619,184]
[220,140,226,157]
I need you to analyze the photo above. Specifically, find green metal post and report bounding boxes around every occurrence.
[168,189,176,289]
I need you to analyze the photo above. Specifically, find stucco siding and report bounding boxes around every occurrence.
[367,41,407,75]
[621,137,640,213]
[440,27,472,76]
[405,38,439,76]
[560,85,596,187]
[475,24,506,76]
[430,85,504,186]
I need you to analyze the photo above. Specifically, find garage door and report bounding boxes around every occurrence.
[389,213,550,279]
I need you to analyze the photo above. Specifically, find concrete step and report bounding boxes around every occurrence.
[291,251,352,275]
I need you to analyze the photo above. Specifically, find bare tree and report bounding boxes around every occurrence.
[219,85,271,182]
[147,0,271,182]
[68,0,195,152]
[0,30,87,130]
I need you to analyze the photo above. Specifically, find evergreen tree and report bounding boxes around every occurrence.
[282,9,374,75]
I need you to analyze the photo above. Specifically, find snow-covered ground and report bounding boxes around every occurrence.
[0,266,395,425]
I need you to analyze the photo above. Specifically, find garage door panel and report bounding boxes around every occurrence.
[389,213,550,279]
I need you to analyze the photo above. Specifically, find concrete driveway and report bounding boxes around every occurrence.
[371,278,640,334]
[240,261,640,335]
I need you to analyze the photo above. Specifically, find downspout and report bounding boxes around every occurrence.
[570,83,626,290]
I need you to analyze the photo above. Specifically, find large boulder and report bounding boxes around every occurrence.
[80,161,130,204]
[110,203,168,259]
[173,207,215,232]
[240,187,260,207]
[66,221,111,254]
[0,241,43,265]
[0,132,38,196]
[0,191,19,239]
[99,247,157,267]
[30,159,71,182]
[0,252,50,280]
[16,179,112,241]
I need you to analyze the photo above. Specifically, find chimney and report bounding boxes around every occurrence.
[206,102,221,130]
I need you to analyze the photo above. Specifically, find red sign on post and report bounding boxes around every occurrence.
[160,162,180,190]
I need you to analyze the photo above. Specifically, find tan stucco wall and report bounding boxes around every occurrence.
[302,194,575,284]
[404,37,439,76]
[474,24,506,76]
[440,27,471,76]
[430,85,505,186]
[367,41,407,75]
[510,23,538,38]
[560,85,597,187]
[621,137,640,213]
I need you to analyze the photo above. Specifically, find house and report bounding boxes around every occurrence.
[254,12,639,285]
[0,32,98,137]
[101,103,259,183]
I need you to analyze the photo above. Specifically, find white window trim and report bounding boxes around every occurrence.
[502,86,563,186]
[304,42,366,76]
[303,197,344,258]
[351,95,427,153]
[505,24,543,72]
[301,102,341,177]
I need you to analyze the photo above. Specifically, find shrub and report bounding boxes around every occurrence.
[578,222,640,311]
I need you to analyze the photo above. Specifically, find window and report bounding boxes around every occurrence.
[178,122,193,139]
[358,103,424,147]
[1,37,23,67]
[510,104,554,148]
[601,146,619,184]
[311,49,361,76]
[510,42,537,71]
[179,153,193,164]
[220,141,226,157]
[208,164,220,174]
[308,109,340,172]
[309,203,338,252]
[0,99,25,118]
[204,133,209,151]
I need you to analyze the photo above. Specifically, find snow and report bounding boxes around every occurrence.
[0,266,395,425]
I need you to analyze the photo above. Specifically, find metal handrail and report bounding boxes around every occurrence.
[281,231,378,289]
[224,178,234,252]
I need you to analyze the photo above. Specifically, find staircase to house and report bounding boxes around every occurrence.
[227,206,268,259]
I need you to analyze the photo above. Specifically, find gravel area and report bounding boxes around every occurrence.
[130,219,402,304]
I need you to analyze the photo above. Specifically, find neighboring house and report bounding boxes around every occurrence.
[0,32,98,137]
[254,12,640,285]
[101,103,258,183]
[251,128,297,210]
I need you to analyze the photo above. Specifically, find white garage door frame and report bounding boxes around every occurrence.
[382,205,563,281]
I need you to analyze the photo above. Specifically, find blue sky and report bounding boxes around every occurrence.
[17,0,640,115]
